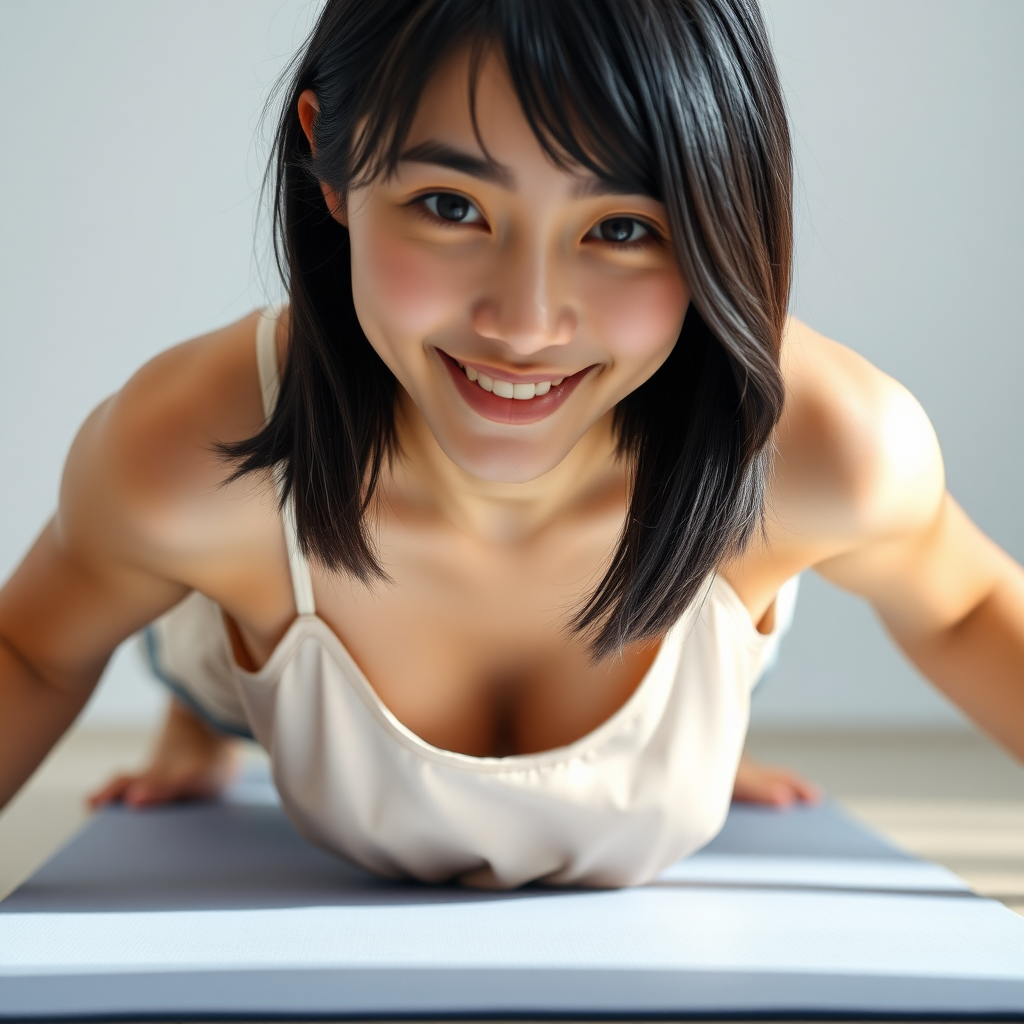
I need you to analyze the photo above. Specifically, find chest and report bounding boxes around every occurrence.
[217,456,788,758]
[301,504,659,757]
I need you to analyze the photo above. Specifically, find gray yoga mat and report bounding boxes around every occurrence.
[2,769,1023,1020]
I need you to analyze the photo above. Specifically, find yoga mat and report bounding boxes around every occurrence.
[2,769,1023,1020]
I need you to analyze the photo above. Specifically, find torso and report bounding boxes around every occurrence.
[221,361,663,756]
[295,466,659,757]
[92,309,940,758]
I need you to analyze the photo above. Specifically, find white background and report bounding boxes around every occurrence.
[0,1,1021,730]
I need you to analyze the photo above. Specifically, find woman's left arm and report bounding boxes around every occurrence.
[745,320,1024,760]
[816,461,1024,761]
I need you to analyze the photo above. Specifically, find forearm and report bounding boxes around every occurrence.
[152,698,235,764]
[897,569,1024,762]
[0,634,99,809]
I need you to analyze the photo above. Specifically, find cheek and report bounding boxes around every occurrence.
[350,221,466,343]
[582,270,689,361]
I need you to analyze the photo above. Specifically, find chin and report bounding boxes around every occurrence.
[445,437,575,483]
[430,417,583,483]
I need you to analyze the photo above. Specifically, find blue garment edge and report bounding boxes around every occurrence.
[142,625,255,740]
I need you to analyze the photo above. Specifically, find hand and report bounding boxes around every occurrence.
[732,753,822,807]
[88,699,239,808]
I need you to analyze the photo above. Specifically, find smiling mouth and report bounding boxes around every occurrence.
[453,360,565,400]
[437,349,593,425]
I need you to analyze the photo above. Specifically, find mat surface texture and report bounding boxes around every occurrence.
[2,772,1024,1020]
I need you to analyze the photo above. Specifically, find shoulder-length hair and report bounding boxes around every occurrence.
[224,0,792,659]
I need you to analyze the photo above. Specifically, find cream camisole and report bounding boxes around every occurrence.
[145,307,799,889]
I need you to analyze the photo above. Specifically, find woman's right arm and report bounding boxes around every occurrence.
[2,312,290,808]
[0,395,191,808]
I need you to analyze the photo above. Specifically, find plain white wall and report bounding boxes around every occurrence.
[0,1,1020,730]
[0,0,314,726]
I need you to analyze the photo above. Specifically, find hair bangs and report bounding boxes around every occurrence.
[309,0,660,206]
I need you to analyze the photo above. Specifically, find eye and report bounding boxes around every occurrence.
[422,192,484,225]
[587,217,651,244]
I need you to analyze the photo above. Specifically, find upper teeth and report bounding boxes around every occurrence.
[461,363,564,400]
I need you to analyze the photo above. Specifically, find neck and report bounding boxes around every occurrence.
[384,391,623,545]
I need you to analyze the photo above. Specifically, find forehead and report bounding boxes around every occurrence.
[403,48,548,163]
[398,46,625,196]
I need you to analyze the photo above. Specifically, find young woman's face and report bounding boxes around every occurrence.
[339,50,689,483]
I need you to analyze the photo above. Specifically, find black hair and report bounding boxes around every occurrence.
[224,0,792,659]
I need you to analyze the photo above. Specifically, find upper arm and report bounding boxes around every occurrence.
[0,312,266,696]
[778,321,1005,641]
[771,320,944,540]
[0,398,190,696]
[816,491,1010,644]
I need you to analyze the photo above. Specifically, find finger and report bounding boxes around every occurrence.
[124,775,218,807]
[87,775,134,808]
[776,771,824,804]
[124,778,179,807]
[794,778,824,803]
[764,780,798,807]
[733,774,792,805]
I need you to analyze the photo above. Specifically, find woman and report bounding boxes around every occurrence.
[2,0,1022,888]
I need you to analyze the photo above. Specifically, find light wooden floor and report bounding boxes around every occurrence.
[2,725,1023,916]
[0,726,155,902]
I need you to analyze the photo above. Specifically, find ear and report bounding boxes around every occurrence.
[297,88,347,227]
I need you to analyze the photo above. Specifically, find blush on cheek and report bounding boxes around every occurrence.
[585,273,689,359]
[353,230,466,340]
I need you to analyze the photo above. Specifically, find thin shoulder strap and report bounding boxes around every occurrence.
[281,492,317,617]
[255,309,282,419]
[255,307,317,617]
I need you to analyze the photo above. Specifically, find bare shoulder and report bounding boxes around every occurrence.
[770,318,944,548]
[57,311,272,575]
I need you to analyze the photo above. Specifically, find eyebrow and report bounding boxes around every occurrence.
[398,139,651,202]
[398,141,515,189]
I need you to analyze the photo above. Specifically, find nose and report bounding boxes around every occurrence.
[471,237,577,354]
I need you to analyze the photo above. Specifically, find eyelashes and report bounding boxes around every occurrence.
[585,216,661,248]
[419,192,485,225]
[411,192,664,249]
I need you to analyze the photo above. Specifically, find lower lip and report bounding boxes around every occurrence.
[438,351,592,425]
